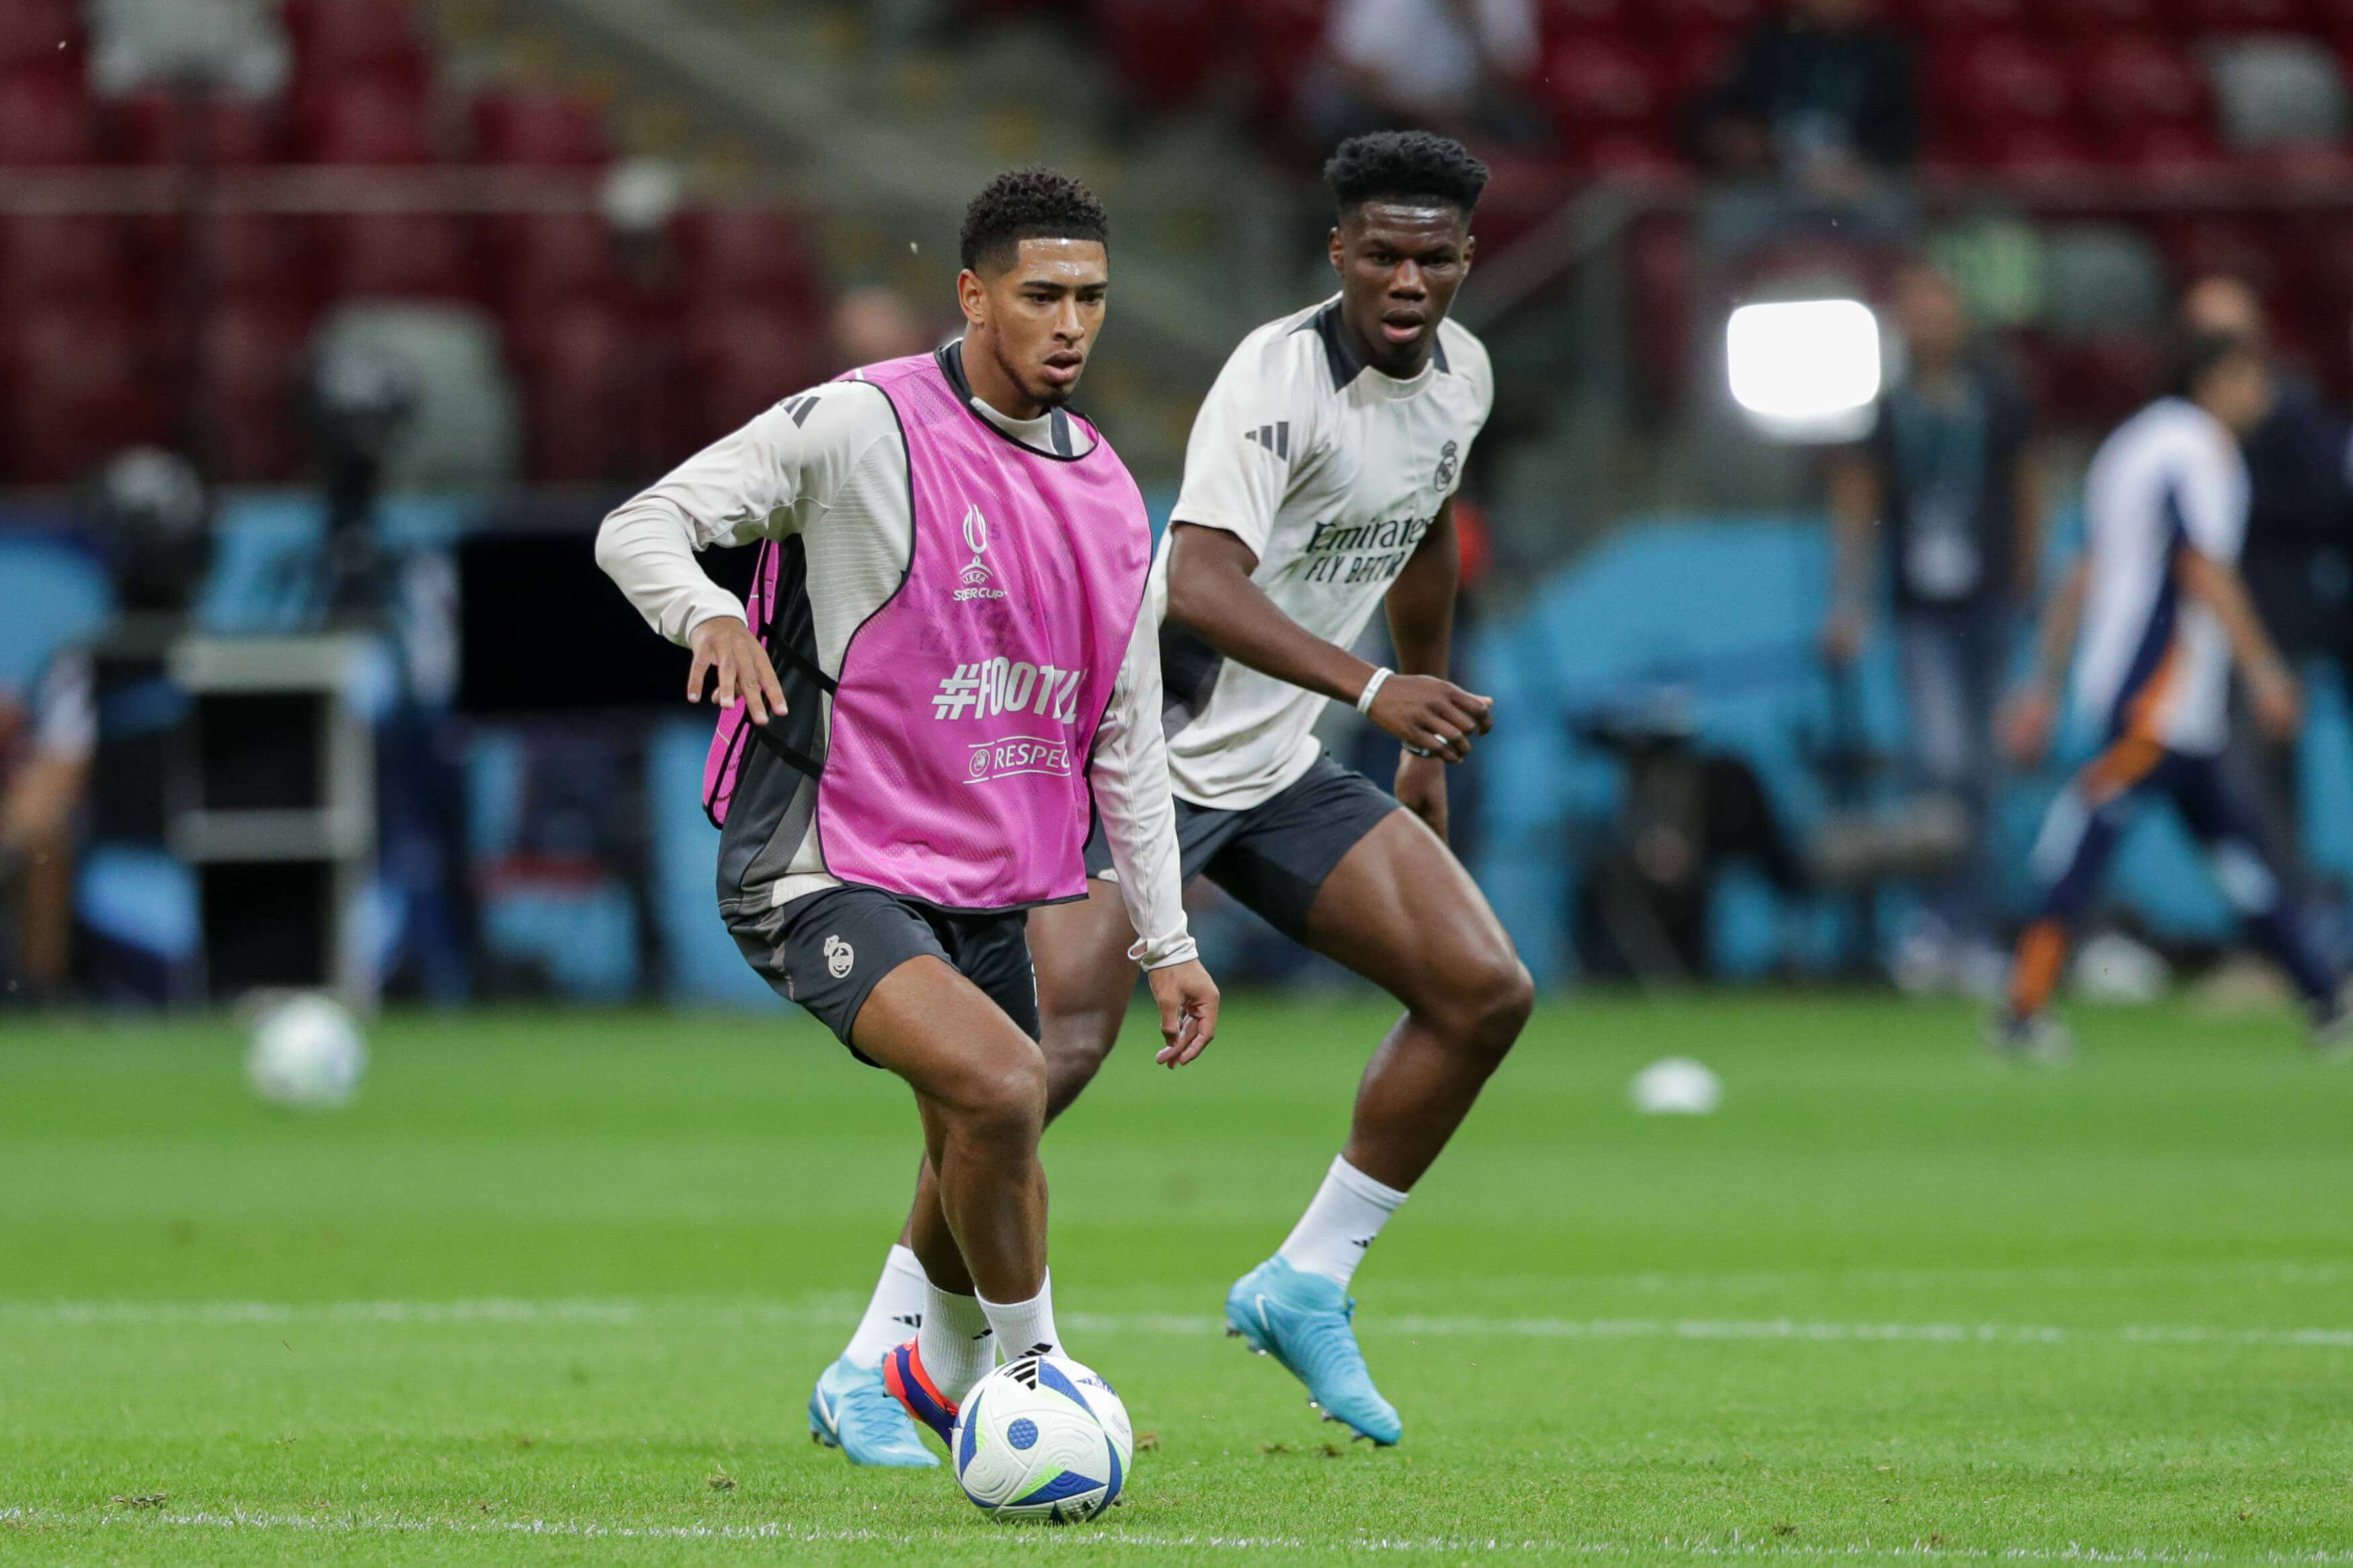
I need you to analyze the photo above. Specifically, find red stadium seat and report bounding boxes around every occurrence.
[1904,0,2034,36]
[2044,333,2164,427]
[2079,34,2210,137]
[506,300,633,482]
[0,69,95,165]
[2110,120,2233,175]
[1086,0,1221,110]
[1976,122,2103,178]
[295,75,435,164]
[0,306,164,484]
[284,0,430,87]
[1233,0,1330,124]
[683,302,838,442]
[1462,149,1581,251]
[1934,33,2074,146]
[1538,0,1636,38]
[484,213,615,308]
[0,214,130,306]
[115,91,283,166]
[1574,128,1687,176]
[2173,0,2313,30]
[2156,214,2284,296]
[1659,26,1737,104]
[0,0,79,73]
[184,212,316,304]
[1536,34,1667,136]
[470,88,611,167]
[2040,0,2165,31]
[198,304,313,482]
[323,212,479,300]
[676,208,824,309]
[1648,0,1768,36]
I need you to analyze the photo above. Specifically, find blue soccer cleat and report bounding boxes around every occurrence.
[1224,1255,1402,1446]
[807,1352,938,1467]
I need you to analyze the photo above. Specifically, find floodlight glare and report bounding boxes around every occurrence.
[1726,299,1882,442]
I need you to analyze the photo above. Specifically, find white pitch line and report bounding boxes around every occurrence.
[3,1301,2353,1349]
[3,1505,2352,1565]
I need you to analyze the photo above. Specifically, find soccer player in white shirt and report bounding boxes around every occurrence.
[1997,331,2350,1060]
[822,131,1533,1453]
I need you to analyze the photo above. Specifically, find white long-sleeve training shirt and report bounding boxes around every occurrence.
[595,347,1197,970]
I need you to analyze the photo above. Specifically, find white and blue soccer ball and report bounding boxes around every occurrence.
[246,993,368,1109]
[951,1352,1132,1522]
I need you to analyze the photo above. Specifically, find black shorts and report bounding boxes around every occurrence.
[1082,752,1400,942]
[725,884,1039,1065]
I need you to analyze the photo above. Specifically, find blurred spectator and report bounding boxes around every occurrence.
[2180,275,2353,917]
[1310,0,1540,142]
[0,644,94,1001]
[1689,0,1917,198]
[1825,263,2042,991]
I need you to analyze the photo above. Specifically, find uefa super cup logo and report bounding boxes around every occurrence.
[955,503,1005,600]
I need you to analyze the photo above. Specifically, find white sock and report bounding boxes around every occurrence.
[916,1282,996,1405]
[977,1269,1062,1362]
[841,1243,930,1370]
[1276,1155,1408,1288]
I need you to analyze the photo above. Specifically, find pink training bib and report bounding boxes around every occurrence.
[703,351,1151,912]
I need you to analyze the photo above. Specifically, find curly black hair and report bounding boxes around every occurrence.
[1323,130,1488,219]
[959,167,1110,274]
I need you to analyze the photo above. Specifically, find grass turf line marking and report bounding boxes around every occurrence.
[6,1300,2353,1348]
[7,1506,2353,1564]
[11,1508,2353,1564]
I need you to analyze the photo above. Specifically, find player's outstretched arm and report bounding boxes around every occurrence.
[1164,523,1492,762]
[1090,604,1218,1067]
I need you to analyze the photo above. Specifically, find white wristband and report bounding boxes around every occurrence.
[1355,666,1393,715]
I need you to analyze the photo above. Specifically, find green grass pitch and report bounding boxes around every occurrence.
[5,993,2353,1565]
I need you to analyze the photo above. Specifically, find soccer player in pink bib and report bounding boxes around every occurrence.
[596,171,1220,1467]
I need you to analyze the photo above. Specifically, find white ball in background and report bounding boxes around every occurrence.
[246,994,368,1110]
[1631,1057,1720,1116]
[2071,931,2171,1004]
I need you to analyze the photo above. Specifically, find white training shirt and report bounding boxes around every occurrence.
[595,348,1196,968]
[1156,295,1494,809]
[2073,396,2249,757]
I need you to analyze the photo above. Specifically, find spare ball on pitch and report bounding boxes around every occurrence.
[951,1352,1132,1522]
[247,993,368,1109]
[1631,1056,1720,1116]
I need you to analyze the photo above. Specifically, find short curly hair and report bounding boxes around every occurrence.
[1323,131,1489,219]
[959,167,1110,274]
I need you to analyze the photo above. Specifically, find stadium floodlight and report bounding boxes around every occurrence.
[1725,299,1881,443]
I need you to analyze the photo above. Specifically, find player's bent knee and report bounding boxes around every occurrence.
[940,1042,1049,1145]
[1424,951,1535,1059]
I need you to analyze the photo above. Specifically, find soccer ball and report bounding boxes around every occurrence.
[246,994,367,1109]
[1630,1056,1720,1115]
[951,1352,1132,1522]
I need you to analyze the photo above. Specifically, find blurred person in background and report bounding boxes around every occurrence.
[1,450,212,1005]
[1308,0,1540,143]
[1689,0,1919,200]
[1995,333,2351,1061]
[0,645,94,1002]
[2180,275,2353,948]
[1825,263,2043,993]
